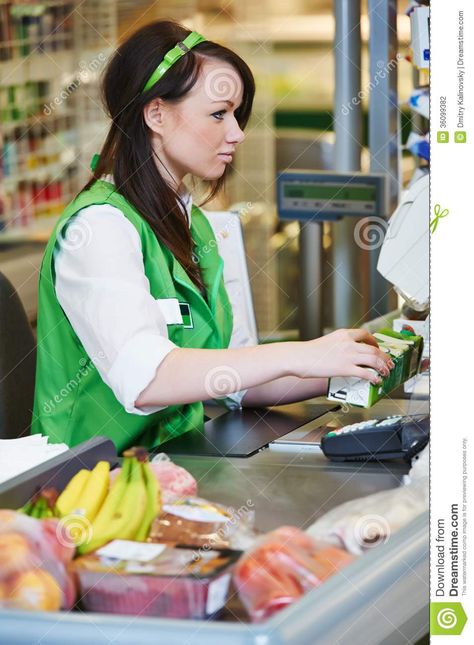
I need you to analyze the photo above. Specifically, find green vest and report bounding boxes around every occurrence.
[32,180,234,452]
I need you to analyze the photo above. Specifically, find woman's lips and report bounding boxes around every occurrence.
[218,153,233,163]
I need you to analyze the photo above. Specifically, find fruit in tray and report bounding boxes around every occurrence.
[55,461,110,522]
[89,449,158,552]
[0,511,76,611]
[0,533,35,577]
[234,526,354,622]
[1,452,195,612]
[6,569,62,612]
[55,468,96,518]
[50,449,161,555]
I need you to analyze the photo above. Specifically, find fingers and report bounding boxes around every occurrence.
[358,345,394,364]
[347,329,379,347]
[351,366,383,384]
[348,330,396,375]
[356,351,393,376]
[355,342,380,355]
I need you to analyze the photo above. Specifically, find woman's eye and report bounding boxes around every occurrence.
[212,110,226,121]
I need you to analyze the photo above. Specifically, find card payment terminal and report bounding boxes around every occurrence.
[320,414,429,462]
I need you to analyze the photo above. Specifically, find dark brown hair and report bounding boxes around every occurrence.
[83,20,255,288]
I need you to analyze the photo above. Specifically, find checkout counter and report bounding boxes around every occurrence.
[0,120,429,644]
[0,392,429,645]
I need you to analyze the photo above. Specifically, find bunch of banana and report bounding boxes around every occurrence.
[77,448,161,555]
[55,461,110,522]
[55,469,90,517]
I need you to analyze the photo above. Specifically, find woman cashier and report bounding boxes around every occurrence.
[32,21,394,451]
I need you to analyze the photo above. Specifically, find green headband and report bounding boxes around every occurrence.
[142,31,206,93]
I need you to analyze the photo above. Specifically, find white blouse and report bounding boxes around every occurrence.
[53,190,252,416]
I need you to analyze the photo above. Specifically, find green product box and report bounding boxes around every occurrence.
[327,329,424,408]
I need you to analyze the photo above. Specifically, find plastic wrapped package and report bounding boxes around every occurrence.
[110,453,197,504]
[73,543,241,619]
[150,453,198,502]
[149,497,256,550]
[0,510,76,611]
[306,449,429,555]
[233,526,354,622]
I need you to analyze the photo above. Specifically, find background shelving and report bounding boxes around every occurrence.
[0,0,116,238]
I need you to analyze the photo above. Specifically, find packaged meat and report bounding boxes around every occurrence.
[149,497,256,550]
[150,453,198,502]
[306,471,428,555]
[234,526,354,622]
[73,540,241,618]
[110,453,197,504]
[0,510,76,611]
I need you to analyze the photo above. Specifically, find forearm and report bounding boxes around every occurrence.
[135,328,394,410]
[241,376,328,407]
[135,343,297,408]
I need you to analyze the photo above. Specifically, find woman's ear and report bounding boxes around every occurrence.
[143,99,165,134]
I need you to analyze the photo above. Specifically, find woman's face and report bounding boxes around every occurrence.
[147,59,246,185]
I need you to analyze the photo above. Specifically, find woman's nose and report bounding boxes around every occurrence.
[227,119,245,145]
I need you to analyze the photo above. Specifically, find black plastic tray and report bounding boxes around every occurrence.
[159,402,340,458]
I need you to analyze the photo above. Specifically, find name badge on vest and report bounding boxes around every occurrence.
[179,302,194,329]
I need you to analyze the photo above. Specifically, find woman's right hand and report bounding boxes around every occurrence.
[294,328,394,384]
[136,329,393,409]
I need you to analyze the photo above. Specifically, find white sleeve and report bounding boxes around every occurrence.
[221,270,257,409]
[53,204,177,415]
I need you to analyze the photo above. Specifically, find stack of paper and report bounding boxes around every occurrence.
[0,435,69,485]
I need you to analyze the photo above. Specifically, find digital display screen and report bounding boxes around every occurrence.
[284,183,377,202]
